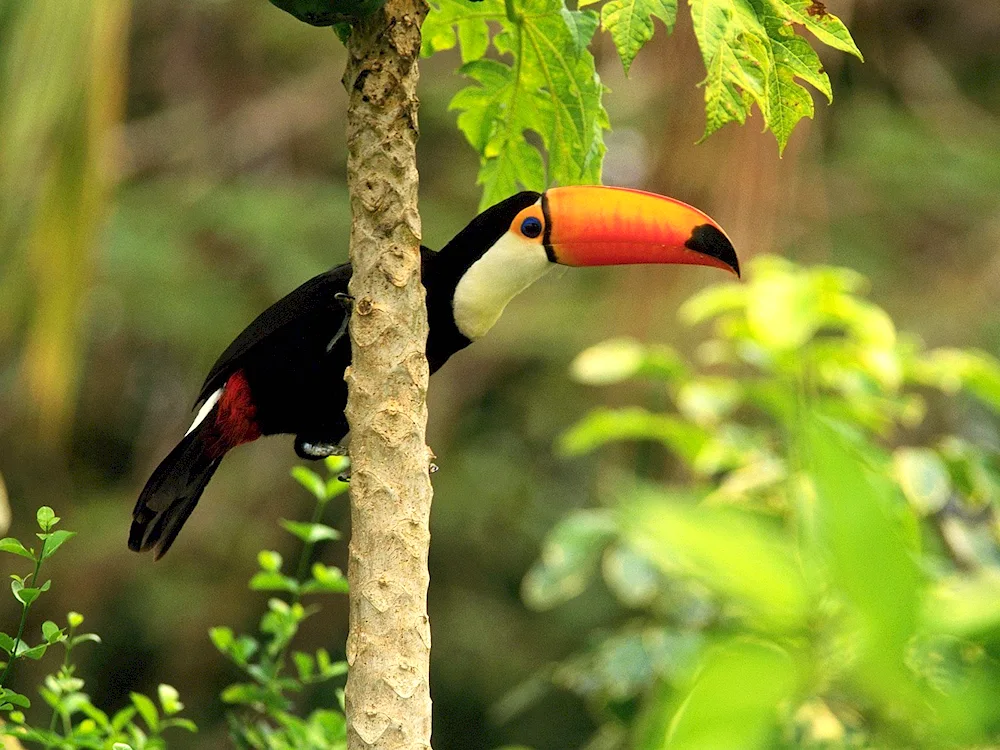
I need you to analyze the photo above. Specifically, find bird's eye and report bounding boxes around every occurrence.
[521,216,543,238]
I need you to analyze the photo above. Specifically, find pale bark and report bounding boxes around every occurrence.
[341,0,432,747]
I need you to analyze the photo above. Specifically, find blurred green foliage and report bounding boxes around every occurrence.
[521,256,1000,748]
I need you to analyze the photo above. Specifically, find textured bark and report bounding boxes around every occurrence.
[341,0,432,747]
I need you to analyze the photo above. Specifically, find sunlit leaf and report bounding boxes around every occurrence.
[805,415,923,703]
[0,538,33,560]
[571,338,689,385]
[601,0,676,75]
[433,0,608,208]
[622,492,810,629]
[662,638,799,750]
[690,0,860,151]
[893,447,951,515]
[560,407,708,463]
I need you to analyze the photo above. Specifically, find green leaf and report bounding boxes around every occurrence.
[41,620,62,644]
[111,706,137,732]
[0,538,34,560]
[433,0,608,208]
[662,638,799,749]
[280,520,341,544]
[290,466,327,501]
[805,416,924,705]
[38,530,74,560]
[35,507,57,531]
[559,407,709,464]
[301,564,349,594]
[12,583,43,607]
[293,651,315,682]
[258,550,283,572]
[622,493,810,629]
[157,684,183,715]
[601,0,676,75]
[14,641,48,660]
[893,447,951,515]
[570,338,689,385]
[522,510,617,609]
[422,0,505,62]
[130,692,159,733]
[67,611,84,628]
[690,0,861,152]
[250,571,301,594]
[0,688,31,709]
[0,633,14,654]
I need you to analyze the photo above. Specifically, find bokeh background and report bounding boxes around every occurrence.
[1,0,998,747]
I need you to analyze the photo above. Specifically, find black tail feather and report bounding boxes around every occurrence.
[130,425,222,559]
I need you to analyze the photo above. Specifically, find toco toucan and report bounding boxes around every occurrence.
[130,186,739,558]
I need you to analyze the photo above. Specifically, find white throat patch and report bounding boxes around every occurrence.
[452,230,552,340]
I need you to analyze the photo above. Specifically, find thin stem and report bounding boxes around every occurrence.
[293,499,329,601]
[47,622,77,738]
[0,539,47,687]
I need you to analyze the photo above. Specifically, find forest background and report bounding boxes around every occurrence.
[1,0,999,747]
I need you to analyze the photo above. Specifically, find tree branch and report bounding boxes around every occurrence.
[341,0,432,746]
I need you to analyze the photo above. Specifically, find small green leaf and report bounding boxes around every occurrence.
[13,584,42,607]
[302,564,349,594]
[280,520,341,544]
[559,407,708,463]
[111,706,137,732]
[67,611,84,628]
[158,684,184,715]
[15,641,48,660]
[70,633,101,647]
[130,692,159,733]
[35,507,57,531]
[0,538,34,560]
[0,633,14,654]
[162,717,198,733]
[258,550,283,572]
[41,621,62,643]
[250,571,301,594]
[894,447,951,515]
[291,466,327,501]
[0,689,30,709]
[209,626,234,652]
[293,651,315,681]
[38,530,75,560]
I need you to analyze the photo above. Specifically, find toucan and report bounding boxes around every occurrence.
[130,186,739,558]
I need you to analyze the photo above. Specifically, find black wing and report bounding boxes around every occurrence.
[195,263,352,405]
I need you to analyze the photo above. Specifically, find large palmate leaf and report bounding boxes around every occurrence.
[689,0,862,152]
[424,0,608,208]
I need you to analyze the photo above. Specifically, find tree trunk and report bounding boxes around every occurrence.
[341,0,432,747]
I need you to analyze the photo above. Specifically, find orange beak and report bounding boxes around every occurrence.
[543,186,739,277]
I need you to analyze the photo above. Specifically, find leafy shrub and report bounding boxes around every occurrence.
[520,256,1000,748]
[211,456,350,750]
[0,508,195,749]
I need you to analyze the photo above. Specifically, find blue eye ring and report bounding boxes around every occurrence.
[521,216,543,238]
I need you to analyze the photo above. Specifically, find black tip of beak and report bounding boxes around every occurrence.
[685,224,740,278]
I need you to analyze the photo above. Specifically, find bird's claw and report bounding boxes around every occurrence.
[328,294,355,353]
[295,438,348,460]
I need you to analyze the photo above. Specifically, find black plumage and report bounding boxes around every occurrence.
[130,192,540,558]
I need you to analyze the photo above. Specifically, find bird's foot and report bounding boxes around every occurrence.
[327,293,355,353]
[295,437,347,460]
